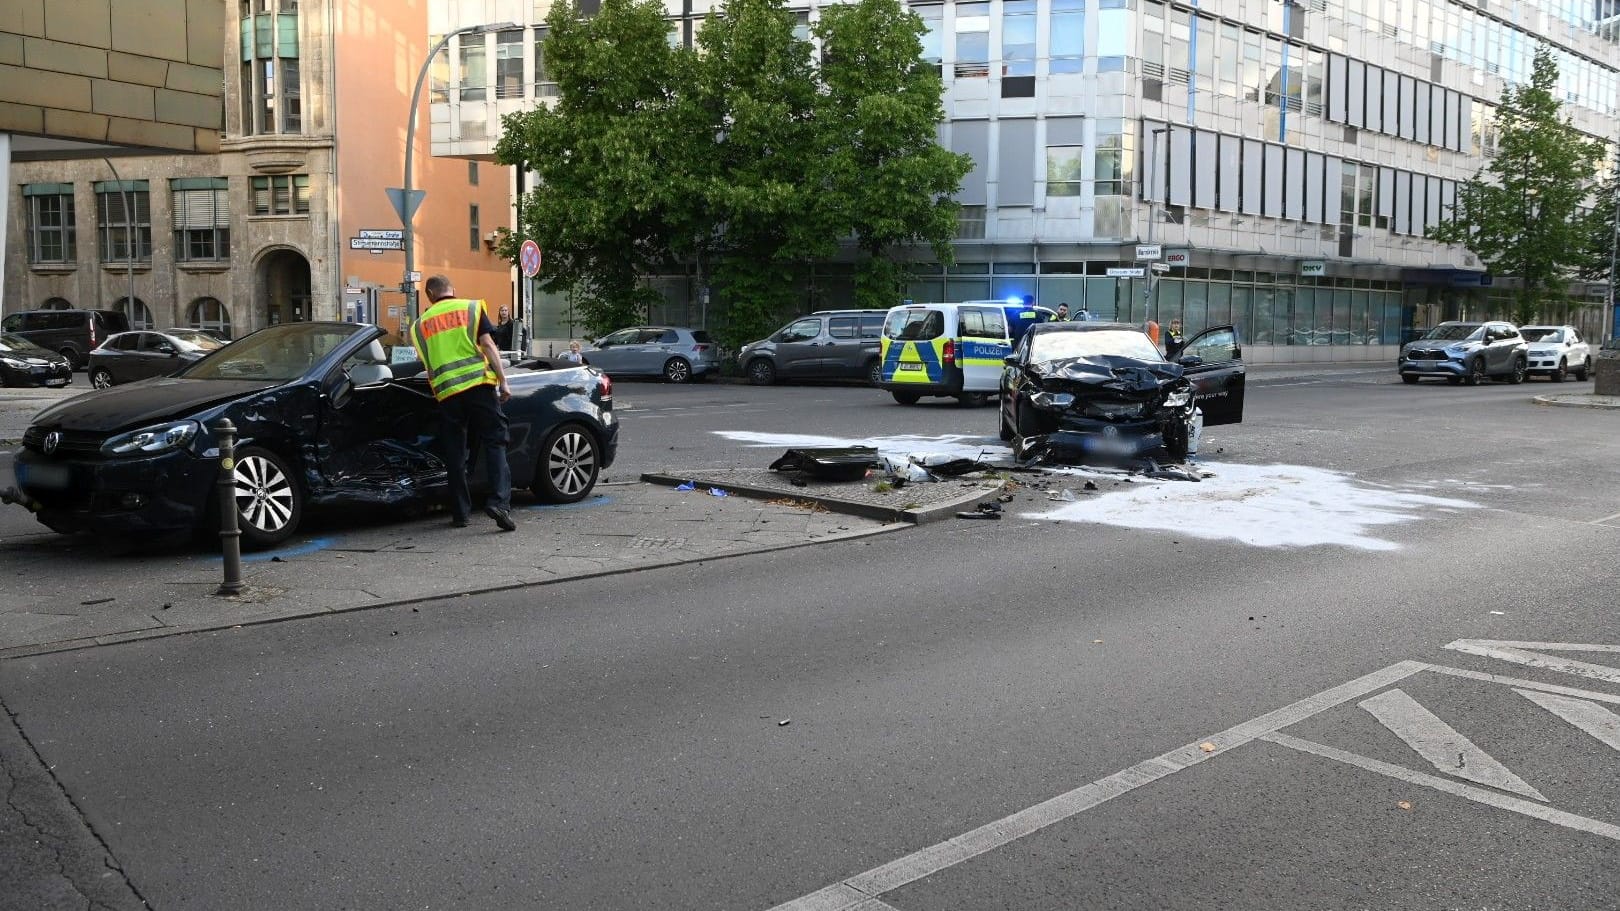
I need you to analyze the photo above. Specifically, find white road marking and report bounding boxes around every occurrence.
[1444,639,1620,686]
[1587,510,1620,526]
[1358,688,1546,800]
[1263,733,1620,842]
[1517,689,1620,751]
[763,661,1425,911]
[1423,663,1620,707]
[1255,380,1322,387]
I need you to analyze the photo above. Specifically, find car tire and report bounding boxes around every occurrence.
[231,447,303,550]
[1163,418,1191,461]
[746,359,776,386]
[957,392,988,407]
[1576,358,1592,381]
[998,408,1015,442]
[663,357,692,384]
[59,348,80,369]
[1401,374,1420,384]
[1447,375,1462,385]
[866,359,882,386]
[532,423,600,503]
[891,390,921,405]
[90,368,114,389]
[1464,358,1486,386]
[1015,399,1054,437]
[1508,357,1527,385]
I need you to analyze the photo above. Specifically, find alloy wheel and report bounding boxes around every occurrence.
[547,429,598,497]
[234,454,296,534]
[665,358,691,383]
[91,369,114,389]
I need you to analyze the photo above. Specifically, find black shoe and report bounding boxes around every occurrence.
[485,505,516,532]
[451,516,469,528]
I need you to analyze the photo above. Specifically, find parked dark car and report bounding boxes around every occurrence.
[1399,321,1528,385]
[737,310,889,385]
[0,308,129,368]
[88,329,227,388]
[999,322,1246,461]
[7,322,618,548]
[580,326,719,382]
[0,333,74,388]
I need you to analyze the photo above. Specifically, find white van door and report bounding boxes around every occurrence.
[958,306,1011,392]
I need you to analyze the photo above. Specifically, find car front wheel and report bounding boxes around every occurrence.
[1163,418,1191,461]
[1401,374,1419,384]
[1464,358,1486,386]
[232,447,302,549]
[533,423,599,503]
[91,368,114,389]
[1508,357,1527,385]
[746,359,776,386]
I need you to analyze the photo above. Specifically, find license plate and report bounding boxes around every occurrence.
[18,463,70,489]
[896,363,924,372]
[1081,435,1140,457]
[45,377,68,387]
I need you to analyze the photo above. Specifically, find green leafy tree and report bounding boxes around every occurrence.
[814,0,971,309]
[1575,156,1619,285]
[1428,46,1607,325]
[494,0,690,335]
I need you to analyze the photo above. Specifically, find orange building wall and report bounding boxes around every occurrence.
[330,0,512,343]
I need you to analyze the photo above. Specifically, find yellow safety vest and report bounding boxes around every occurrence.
[410,298,496,401]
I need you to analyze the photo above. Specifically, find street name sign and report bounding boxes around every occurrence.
[359,229,403,240]
[1107,267,1146,277]
[350,237,404,251]
[1135,244,1162,260]
[1151,262,1171,274]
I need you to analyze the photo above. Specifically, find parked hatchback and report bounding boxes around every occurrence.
[737,310,889,385]
[0,333,74,388]
[1399,321,1527,385]
[89,329,228,388]
[580,326,718,383]
[0,308,130,368]
[1519,325,1591,382]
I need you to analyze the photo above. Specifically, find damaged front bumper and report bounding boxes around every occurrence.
[1018,426,1164,462]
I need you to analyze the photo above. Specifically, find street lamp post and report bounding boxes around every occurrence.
[402,21,518,324]
[1145,127,1169,320]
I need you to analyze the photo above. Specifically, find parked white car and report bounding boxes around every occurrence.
[1520,325,1591,382]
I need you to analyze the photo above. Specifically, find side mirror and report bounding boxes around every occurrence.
[1177,354,1204,367]
[1003,354,1018,366]
[157,344,177,356]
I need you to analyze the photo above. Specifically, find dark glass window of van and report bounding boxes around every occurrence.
[829,316,859,339]
[885,310,944,340]
[45,312,80,331]
[858,315,885,337]
[960,307,1007,338]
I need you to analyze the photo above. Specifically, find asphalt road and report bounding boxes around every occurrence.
[3,371,1619,910]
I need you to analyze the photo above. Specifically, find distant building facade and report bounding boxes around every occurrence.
[4,0,512,342]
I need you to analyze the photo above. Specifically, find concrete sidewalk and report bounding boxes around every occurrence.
[0,480,900,657]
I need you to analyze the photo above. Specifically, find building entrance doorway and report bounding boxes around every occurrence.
[258,249,311,327]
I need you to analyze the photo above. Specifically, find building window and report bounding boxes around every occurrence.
[239,0,301,134]
[469,161,479,185]
[1093,119,1133,196]
[914,4,942,66]
[172,179,231,262]
[1046,146,1084,197]
[1096,0,1135,73]
[495,30,524,99]
[1002,0,1036,77]
[459,36,487,102]
[41,296,72,310]
[535,27,558,97]
[251,175,310,216]
[956,205,986,239]
[95,182,152,262]
[470,204,481,251]
[115,297,154,330]
[954,1,989,78]
[189,297,234,339]
[1049,0,1085,74]
[23,185,76,264]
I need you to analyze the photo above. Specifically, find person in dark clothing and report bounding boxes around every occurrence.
[1165,318,1186,358]
[489,304,527,354]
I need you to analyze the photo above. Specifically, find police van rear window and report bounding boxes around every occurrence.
[885,310,944,341]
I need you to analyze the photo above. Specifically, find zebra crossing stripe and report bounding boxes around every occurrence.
[1444,640,1620,686]
[1517,689,1620,752]
[1358,688,1547,801]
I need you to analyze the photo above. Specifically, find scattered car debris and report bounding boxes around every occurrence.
[80,597,114,606]
[769,447,881,481]
[674,480,697,491]
[778,719,791,727]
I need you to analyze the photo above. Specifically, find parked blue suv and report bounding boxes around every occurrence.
[1399,321,1528,386]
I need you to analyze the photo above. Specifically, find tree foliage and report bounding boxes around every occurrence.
[495,0,966,343]
[1428,46,1607,325]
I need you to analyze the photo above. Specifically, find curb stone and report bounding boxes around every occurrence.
[1531,393,1620,410]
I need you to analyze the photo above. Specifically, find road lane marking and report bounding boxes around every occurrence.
[1264,732,1620,842]
[764,661,1425,911]
[1517,689,1620,751]
[1588,510,1620,526]
[1358,688,1545,800]
[1444,639,1620,686]
[1422,663,1620,706]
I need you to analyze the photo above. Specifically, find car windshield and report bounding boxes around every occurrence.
[1520,328,1564,343]
[1421,324,1484,341]
[1030,329,1164,362]
[179,324,361,381]
[0,333,54,356]
[167,330,227,351]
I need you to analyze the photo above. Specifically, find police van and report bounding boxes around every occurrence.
[877,300,1050,405]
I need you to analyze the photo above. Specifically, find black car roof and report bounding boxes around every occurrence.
[1028,321,1142,333]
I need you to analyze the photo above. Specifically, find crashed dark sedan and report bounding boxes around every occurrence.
[6,322,618,548]
[998,322,1245,462]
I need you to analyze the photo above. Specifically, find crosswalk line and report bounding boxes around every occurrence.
[1359,688,1547,801]
[1444,640,1620,686]
[1517,689,1620,752]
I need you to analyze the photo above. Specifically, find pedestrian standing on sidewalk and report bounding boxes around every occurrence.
[1164,318,1186,358]
[412,275,517,532]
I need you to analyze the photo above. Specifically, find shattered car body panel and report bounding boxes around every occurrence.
[1000,323,1245,463]
[11,322,618,545]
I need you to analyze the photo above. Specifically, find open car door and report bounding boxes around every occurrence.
[1177,325,1245,426]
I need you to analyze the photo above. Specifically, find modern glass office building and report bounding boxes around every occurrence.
[433,0,1620,358]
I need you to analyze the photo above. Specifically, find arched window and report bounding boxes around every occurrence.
[114,296,153,330]
[40,297,71,310]
[188,297,233,339]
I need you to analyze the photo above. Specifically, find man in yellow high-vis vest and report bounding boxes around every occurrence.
[412,274,516,532]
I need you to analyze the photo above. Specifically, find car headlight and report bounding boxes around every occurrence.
[1163,389,1193,408]
[1030,391,1075,409]
[0,357,25,369]
[102,420,200,456]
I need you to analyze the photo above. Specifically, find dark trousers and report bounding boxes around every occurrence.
[439,384,512,520]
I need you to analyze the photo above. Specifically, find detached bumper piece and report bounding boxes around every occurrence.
[769,446,883,482]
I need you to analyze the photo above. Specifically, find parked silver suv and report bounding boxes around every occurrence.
[738,310,888,385]
[1399,321,1528,386]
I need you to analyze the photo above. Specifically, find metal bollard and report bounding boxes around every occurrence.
[214,418,244,596]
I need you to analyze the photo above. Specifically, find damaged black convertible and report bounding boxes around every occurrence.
[6,322,617,548]
[998,322,1245,463]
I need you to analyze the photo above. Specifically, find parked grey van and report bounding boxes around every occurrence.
[738,310,888,385]
[0,308,130,369]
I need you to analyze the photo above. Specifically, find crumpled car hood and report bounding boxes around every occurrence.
[1032,356,1183,393]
